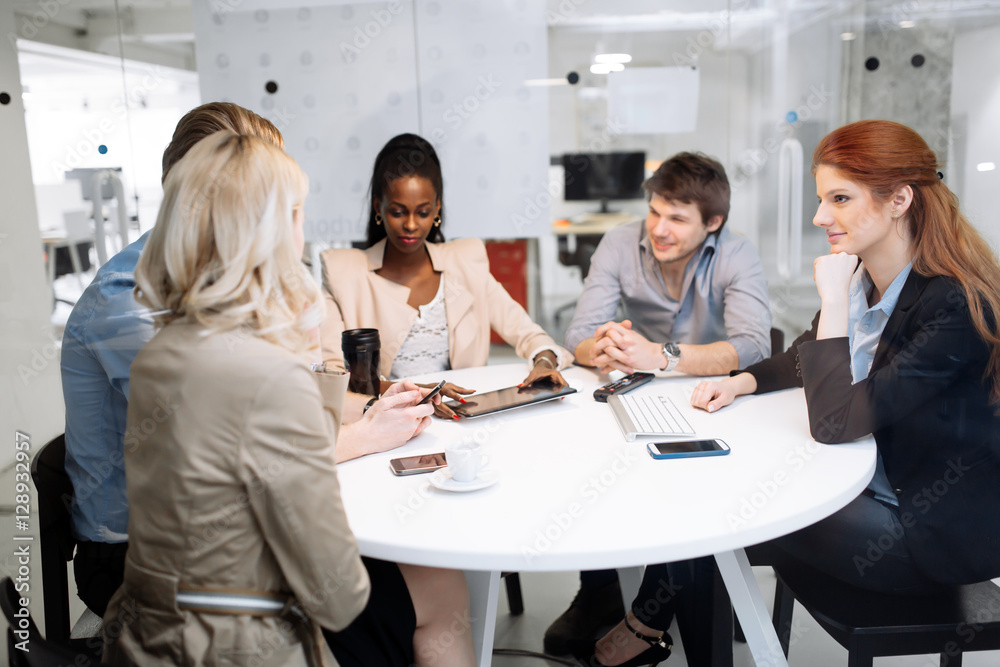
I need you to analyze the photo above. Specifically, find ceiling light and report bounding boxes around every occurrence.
[899,20,915,28]
[977,162,996,172]
[590,63,625,74]
[840,32,856,41]
[594,53,632,64]
[524,78,570,87]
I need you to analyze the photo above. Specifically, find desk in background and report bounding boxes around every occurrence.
[551,212,638,325]
[336,363,876,666]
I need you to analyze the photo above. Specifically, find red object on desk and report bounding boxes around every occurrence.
[485,239,527,345]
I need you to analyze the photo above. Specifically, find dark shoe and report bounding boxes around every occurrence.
[544,578,626,655]
[573,620,673,667]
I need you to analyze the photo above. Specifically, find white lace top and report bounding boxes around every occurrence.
[389,277,451,380]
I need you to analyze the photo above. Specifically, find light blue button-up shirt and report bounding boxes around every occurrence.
[847,261,913,507]
[61,232,152,543]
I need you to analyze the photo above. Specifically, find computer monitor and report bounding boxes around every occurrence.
[562,152,646,213]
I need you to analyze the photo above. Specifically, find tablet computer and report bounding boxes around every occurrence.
[445,384,577,418]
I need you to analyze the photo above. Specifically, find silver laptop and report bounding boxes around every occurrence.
[608,393,696,442]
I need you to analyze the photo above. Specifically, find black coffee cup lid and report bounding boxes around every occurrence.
[342,328,380,347]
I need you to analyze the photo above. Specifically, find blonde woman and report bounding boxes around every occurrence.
[105,131,474,667]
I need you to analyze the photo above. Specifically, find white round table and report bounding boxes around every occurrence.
[336,363,877,666]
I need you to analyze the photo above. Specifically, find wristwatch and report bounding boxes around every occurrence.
[363,397,378,414]
[660,342,681,372]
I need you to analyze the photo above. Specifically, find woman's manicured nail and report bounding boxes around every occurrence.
[452,414,461,420]
[459,398,467,403]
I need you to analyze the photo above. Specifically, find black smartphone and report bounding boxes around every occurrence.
[647,439,730,460]
[417,380,447,405]
[389,452,447,476]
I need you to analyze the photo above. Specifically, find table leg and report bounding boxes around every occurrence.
[714,549,787,667]
[464,570,500,666]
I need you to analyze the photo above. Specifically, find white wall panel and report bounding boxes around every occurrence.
[192,0,549,242]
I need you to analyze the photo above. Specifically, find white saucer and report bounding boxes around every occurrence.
[429,467,499,492]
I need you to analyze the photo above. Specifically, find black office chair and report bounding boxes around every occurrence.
[31,434,104,663]
[769,327,785,357]
[30,435,78,646]
[770,556,1000,666]
[554,233,604,327]
[1,576,96,667]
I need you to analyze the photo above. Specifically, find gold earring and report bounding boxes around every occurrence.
[891,209,899,218]
[376,214,383,225]
[433,216,441,226]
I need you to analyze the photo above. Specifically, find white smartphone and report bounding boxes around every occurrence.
[389,452,447,476]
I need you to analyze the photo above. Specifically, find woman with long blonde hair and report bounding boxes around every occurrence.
[106,131,474,667]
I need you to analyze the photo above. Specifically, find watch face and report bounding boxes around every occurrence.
[664,342,681,357]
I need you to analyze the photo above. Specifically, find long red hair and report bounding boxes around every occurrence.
[813,120,1000,405]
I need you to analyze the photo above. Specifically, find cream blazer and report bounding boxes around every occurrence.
[103,320,368,667]
[319,238,571,378]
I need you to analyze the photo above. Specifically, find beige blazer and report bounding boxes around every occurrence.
[319,238,570,378]
[103,320,369,667]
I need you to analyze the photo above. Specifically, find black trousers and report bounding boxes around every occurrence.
[753,491,947,595]
[74,540,129,617]
[323,557,417,667]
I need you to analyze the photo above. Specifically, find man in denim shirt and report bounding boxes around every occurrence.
[548,153,772,656]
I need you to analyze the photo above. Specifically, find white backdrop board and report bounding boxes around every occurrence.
[608,66,700,135]
[192,0,549,242]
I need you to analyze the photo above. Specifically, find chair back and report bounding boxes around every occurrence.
[769,327,785,357]
[2,576,99,667]
[29,434,77,645]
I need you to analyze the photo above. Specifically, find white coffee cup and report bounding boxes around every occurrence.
[445,441,490,483]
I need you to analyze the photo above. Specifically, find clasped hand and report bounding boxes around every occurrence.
[589,320,660,374]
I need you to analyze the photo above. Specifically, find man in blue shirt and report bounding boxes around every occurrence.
[62,103,434,616]
[548,153,772,656]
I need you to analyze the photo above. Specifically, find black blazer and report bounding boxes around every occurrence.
[744,273,1000,584]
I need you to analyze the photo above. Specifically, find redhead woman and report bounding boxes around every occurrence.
[579,120,1000,667]
[320,133,572,417]
[104,131,474,667]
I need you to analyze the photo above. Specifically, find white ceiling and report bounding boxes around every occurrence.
[10,0,1000,73]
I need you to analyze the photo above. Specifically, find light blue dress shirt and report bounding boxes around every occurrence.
[847,261,913,507]
[564,222,772,367]
[61,232,152,543]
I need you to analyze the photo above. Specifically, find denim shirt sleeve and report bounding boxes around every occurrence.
[87,276,155,401]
